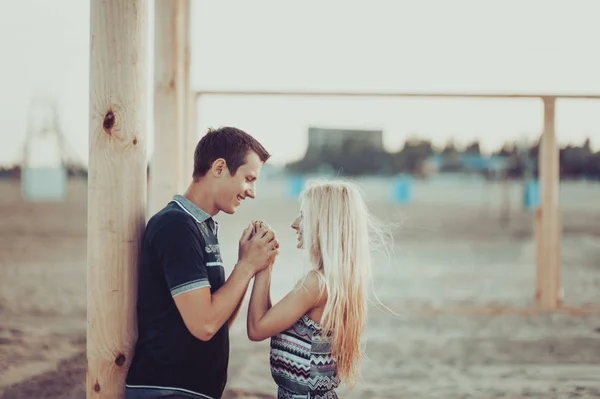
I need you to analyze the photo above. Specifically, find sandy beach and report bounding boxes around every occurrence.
[1,177,599,398]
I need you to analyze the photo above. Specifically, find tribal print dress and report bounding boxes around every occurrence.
[269,315,339,399]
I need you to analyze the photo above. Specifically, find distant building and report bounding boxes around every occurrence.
[307,127,384,154]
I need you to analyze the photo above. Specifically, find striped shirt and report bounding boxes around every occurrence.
[270,315,339,399]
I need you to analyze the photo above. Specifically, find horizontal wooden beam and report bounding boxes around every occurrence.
[195,90,600,100]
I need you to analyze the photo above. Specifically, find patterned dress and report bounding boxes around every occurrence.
[270,315,339,399]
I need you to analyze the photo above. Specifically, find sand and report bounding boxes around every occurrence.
[1,177,599,398]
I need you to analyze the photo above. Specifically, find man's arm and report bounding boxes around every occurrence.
[160,221,278,341]
[228,288,248,329]
[174,262,254,340]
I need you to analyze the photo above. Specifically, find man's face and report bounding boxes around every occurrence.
[215,151,263,214]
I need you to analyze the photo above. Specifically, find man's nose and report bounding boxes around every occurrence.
[246,188,256,199]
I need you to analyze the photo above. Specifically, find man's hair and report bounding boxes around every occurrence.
[193,127,271,179]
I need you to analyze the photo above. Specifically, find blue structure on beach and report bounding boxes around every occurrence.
[289,175,305,199]
[22,167,67,201]
[391,175,412,204]
[524,179,540,210]
[426,153,509,173]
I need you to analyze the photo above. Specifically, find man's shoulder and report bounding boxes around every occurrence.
[146,203,200,237]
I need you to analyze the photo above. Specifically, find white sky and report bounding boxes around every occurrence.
[1,0,599,167]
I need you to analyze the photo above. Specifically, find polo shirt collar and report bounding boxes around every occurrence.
[170,195,220,236]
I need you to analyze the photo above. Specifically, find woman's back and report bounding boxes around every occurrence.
[270,314,339,398]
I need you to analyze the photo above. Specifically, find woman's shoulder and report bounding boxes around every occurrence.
[295,270,327,308]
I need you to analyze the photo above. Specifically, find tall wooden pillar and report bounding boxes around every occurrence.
[535,96,562,309]
[182,0,196,185]
[87,0,149,397]
[149,0,187,215]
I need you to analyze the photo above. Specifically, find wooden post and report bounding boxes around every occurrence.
[87,1,148,398]
[535,96,562,309]
[149,0,187,215]
[186,92,198,181]
[182,0,196,185]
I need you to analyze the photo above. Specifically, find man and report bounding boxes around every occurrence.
[126,127,279,399]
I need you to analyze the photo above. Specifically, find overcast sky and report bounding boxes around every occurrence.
[1,0,599,167]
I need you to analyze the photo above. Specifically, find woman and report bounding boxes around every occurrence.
[247,179,391,398]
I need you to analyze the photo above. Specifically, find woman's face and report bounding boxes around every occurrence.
[290,212,303,249]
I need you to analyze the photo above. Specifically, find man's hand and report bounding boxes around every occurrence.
[252,221,280,269]
[238,222,279,275]
[253,221,280,249]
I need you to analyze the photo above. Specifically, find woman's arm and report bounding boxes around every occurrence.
[247,270,322,342]
[246,263,273,336]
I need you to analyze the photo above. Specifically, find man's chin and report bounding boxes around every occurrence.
[223,204,238,214]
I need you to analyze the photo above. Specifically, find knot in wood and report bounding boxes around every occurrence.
[115,353,126,366]
[103,110,115,132]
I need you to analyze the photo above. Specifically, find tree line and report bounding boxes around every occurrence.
[0,137,598,180]
[285,136,600,179]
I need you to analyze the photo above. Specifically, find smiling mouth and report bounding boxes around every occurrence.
[237,195,245,202]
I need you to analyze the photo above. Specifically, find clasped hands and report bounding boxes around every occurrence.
[237,220,279,276]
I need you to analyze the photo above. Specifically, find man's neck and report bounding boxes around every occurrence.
[183,180,219,216]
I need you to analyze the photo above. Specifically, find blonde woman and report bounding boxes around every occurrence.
[247,179,390,399]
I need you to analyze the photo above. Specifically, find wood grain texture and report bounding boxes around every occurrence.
[87,0,148,397]
[182,0,196,186]
[149,0,187,215]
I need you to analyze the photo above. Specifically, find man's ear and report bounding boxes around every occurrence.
[211,158,227,177]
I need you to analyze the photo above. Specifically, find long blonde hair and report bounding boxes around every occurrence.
[299,178,391,387]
